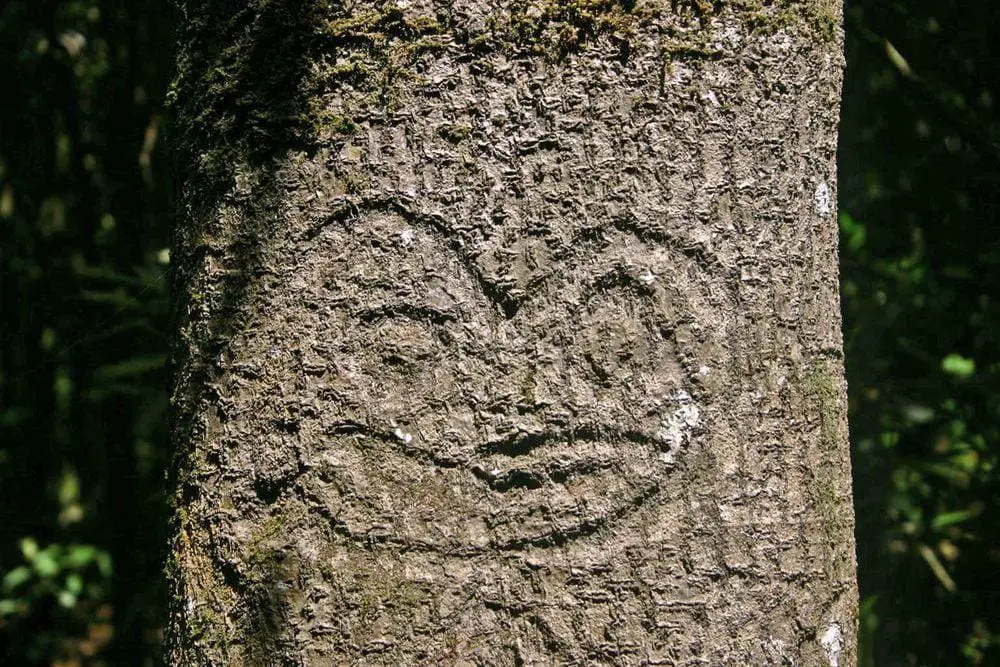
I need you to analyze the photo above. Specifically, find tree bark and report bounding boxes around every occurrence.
[167,1,857,664]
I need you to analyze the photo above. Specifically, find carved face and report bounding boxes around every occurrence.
[299,209,721,550]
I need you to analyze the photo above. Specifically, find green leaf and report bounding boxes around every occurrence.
[65,544,98,568]
[65,572,84,596]
[941,353,976,378]
[2,566,32,591]
[0,408,29,427]
[918,544,956,592]
[58,468,80,505]
[53,370,73,400]
[79,289,142,309]
[903,404,935,425]
[885,40,914,78]
[859,595,879,632]
[33,549,60,578]
[932,510,976,530]
[72,264,147,286]
[19,537,38,562]
[952,450,979,472]
[92,355,166,381]
[96,552,113,578]
[839,212,868,252]
[57,590,77,609]
[0,599,22,616]
[922,462,970,485]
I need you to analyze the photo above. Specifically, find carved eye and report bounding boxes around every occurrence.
[576,280,673,386]
[371,319,439,370]
[580,316,649,383]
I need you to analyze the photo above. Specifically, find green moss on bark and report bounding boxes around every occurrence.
[804,362,852,578]
[172,0,838,176]
[806,364,840,449]
[739,0,840,40]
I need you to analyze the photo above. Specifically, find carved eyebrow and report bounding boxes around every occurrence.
[355,302,457,326]
[303,194,524,319]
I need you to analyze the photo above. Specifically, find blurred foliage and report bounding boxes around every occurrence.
[1,538,113,663]
[840,1,1000,665]
[0,0,997,665]
[0,0,174,663]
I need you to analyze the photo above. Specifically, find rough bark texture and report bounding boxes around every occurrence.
[167,1,857,664]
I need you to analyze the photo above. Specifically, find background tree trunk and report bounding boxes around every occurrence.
[167,1,857,664]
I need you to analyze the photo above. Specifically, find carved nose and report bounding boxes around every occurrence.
[506,341,577,405]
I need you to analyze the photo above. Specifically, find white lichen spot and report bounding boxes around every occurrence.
[393,428,413,444]
[821,623,843,667]
[703,90,721,107]
[657,390,700,464]
[639,269,656,284]
[815,181,832,217]
[766,637,789,662]
[699,365,710,377]
[720,23,742,47]
[399,228,416,247]
[299,538,320,563]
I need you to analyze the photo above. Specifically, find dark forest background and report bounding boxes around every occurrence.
[0,1,997,664]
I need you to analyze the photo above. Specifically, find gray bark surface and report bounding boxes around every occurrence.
[167,1,857,664]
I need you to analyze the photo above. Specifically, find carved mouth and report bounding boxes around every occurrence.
[467,425,671,493]
[323,418,683,550]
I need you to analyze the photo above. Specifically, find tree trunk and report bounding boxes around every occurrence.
[167,1,857,664]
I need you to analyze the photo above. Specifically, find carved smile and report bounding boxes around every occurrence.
[322,417,688,551]
[468,426,670,492]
